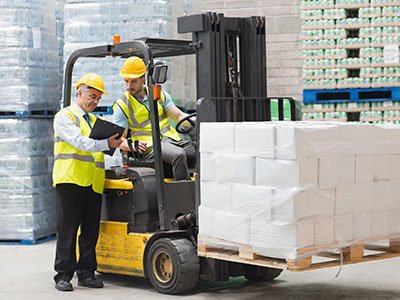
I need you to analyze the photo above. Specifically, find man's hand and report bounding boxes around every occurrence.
[119,138,147,153]
[135,140,147,153]
[107,133,123,149]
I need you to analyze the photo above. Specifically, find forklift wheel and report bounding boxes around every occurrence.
[243,265,283,282]
[146,237,199,294]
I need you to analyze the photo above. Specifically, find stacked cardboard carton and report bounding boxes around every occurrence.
[199,121,400,260]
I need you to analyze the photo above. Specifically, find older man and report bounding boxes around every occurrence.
[52,73,122,291]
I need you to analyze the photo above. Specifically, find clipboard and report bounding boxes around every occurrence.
[89,118,125,156]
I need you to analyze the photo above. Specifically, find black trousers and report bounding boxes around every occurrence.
[54,183,102,283]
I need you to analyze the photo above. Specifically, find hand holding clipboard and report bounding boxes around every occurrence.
[89,118,126,156]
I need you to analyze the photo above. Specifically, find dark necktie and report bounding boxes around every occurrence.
[83,113,92,129]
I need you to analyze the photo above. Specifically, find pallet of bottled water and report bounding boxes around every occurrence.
[0,118,56,242]
[0,0,60,112]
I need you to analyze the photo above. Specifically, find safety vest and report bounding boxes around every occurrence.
[112,89,181,147]
[52,105,105,194]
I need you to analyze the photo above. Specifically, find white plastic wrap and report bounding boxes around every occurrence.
[337,123,374,155]
[0,209,56,240]
[198,206,250,245]
[198,121,400,261]
[200,181,232,211]
[199,122,236,153]
[374,154,400,181]
[374,124,400,154]
[276,123,338,160]
[0,0,59,111]
[0,118,56,240]
[0,192,55,214]
[235,122,276,158]
[337,155,355,185]
[355,154,374,183]
[255,157,317,189]
[0,118,53,138]
[216,154,255,185]
[56,0,66,105]
[0,174,52,194]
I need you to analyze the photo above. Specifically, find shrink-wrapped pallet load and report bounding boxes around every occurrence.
[0,0,59,112]
[199,121,400,261]
[0,119,56,240]
[0,1,61,241]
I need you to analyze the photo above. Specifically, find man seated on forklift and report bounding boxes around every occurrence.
[112,56,196,181]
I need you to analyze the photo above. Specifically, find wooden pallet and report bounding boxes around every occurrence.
[198,237,400,272]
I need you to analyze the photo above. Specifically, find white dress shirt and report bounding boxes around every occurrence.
[54,103,109,153]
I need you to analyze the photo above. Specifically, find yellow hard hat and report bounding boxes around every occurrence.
[75,73,107,94]
[120,56,146,79]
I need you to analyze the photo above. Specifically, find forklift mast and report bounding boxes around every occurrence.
[178,12,267,99]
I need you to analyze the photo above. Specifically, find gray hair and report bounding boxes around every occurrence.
[76,84,89,96]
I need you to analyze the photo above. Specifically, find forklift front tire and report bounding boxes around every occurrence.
[243,265,283,282]
[146,237,199,294]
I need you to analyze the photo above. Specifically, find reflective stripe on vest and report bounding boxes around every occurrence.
[130,124,172,138]
[54,153,105,169]
[52,106,105,194]
[112,89,181,146]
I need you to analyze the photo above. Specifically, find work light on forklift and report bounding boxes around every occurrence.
[113,34,121,45]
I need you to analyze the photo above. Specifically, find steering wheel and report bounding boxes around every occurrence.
[175,112,197,135]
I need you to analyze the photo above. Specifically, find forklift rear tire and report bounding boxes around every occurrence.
[146,237,199,294]
[243,265,283,282]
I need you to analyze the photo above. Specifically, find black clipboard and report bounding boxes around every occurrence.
[89,118,125,156]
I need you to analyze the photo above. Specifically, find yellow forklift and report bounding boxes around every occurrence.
[63,12,297,294]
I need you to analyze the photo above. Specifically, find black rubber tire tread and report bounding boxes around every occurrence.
[243,265,283,282]
[146,237,199,294]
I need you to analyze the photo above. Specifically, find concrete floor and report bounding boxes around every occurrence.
[1,239,400,300]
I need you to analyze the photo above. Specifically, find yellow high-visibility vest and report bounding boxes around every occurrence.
[112,89,181,147]
[52,106,105,194]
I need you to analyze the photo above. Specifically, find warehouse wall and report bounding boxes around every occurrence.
[198,0,303,101]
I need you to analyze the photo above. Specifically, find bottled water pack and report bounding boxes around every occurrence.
[0,118,53,139]
[0,0,59,111]
[0,117,56,240]
[0,191,55,214]
[0,208,56,240]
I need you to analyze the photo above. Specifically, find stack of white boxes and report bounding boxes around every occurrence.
[199,121,400,260]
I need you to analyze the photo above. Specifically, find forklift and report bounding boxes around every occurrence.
[63,12,297,294]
